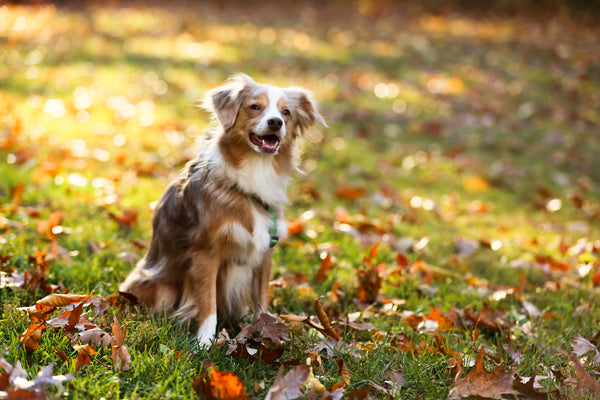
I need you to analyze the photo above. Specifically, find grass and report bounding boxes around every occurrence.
[1,1,600,399]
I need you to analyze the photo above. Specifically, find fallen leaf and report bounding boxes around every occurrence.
[571,335,600,364]
[335,358,350,387]
[314,298,341,341]
[193,365,248,400]
[36,211,63,239]
[462,175,490,192]
[448,347,517,399]
[74,327,112,348]
[570,352,600,396]
[36,293,90,308]
[108,208,138,232]
[315,252,334,283]
[512,373,559,400]
[72,343,98,356]
[19,323,45,351]
[265,365,310,400]
[235,313,289,348]
[0,357,73,397]
[336,184,366,200]
[303,358,326,395]
[110,316,130,371]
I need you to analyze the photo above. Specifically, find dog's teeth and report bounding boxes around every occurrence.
[261,138,266,147]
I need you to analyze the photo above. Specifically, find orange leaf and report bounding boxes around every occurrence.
[11,182,25,206]
[72,343,98,356]
[110,316,130,371]
[593,269,600,286]
[19,323,45,352]
[193,366,248,400]
[36,294,90,308]
[334,207,350,224]
[36,211,63,239]
[336,184,366,200]
[75,353,90,372]
[287,219,305,236]
[315,253,334,283]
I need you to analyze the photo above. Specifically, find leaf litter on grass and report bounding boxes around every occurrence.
[1,0,600,398]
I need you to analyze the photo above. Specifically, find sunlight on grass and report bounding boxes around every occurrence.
[1,1,600,399]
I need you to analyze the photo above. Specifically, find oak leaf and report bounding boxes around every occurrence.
[570,353,600,396]
[448,347,517,400]
[265,365,310,400]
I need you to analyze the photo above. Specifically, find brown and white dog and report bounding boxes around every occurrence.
[119,74,326,347]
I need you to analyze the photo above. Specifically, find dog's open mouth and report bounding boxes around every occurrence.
[249,132,280,153]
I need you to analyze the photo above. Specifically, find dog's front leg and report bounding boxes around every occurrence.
[189,251,219,348]
[252,248,274,320]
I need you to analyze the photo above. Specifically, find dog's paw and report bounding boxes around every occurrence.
[196,313,217,349]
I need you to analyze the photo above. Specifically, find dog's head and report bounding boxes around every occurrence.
[203,74,326,155]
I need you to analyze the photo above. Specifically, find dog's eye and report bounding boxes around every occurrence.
[282,109,291,117]
[250,104,261,111]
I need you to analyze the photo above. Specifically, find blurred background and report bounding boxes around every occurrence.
[1,0,599,263]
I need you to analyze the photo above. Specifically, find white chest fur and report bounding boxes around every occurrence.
[218,203,272,267]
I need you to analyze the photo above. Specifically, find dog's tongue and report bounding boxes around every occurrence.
[251,133,280,153]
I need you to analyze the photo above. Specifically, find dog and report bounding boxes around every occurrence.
[119,74,326,347]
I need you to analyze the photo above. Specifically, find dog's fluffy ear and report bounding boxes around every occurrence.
[285,87,327,139]
[203,74,254,130]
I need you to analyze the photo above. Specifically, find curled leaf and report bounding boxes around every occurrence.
[314,298,341,341]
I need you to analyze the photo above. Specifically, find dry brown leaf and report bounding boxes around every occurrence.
[336,358,350,386]
[36,294,90,308]
[570,353,600,396]
[110,316,130,371]
[265,365,310,400]
[448,347,517,399]
[73,327,112,348]
[314,298,341,341]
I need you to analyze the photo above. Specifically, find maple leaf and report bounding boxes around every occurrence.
[193,365,248,400]
[448,347,517,400]
[0,357,73,397]
[571,335,600,365]
[110,315,131,371]
[569,353,600,396]
[265,365,310,400]
[235,313,290,348]
[512,373,560,400]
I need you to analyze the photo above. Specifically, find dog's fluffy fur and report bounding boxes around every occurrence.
[119,74,326,346]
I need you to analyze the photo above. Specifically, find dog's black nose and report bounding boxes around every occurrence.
[268,117,283,131]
